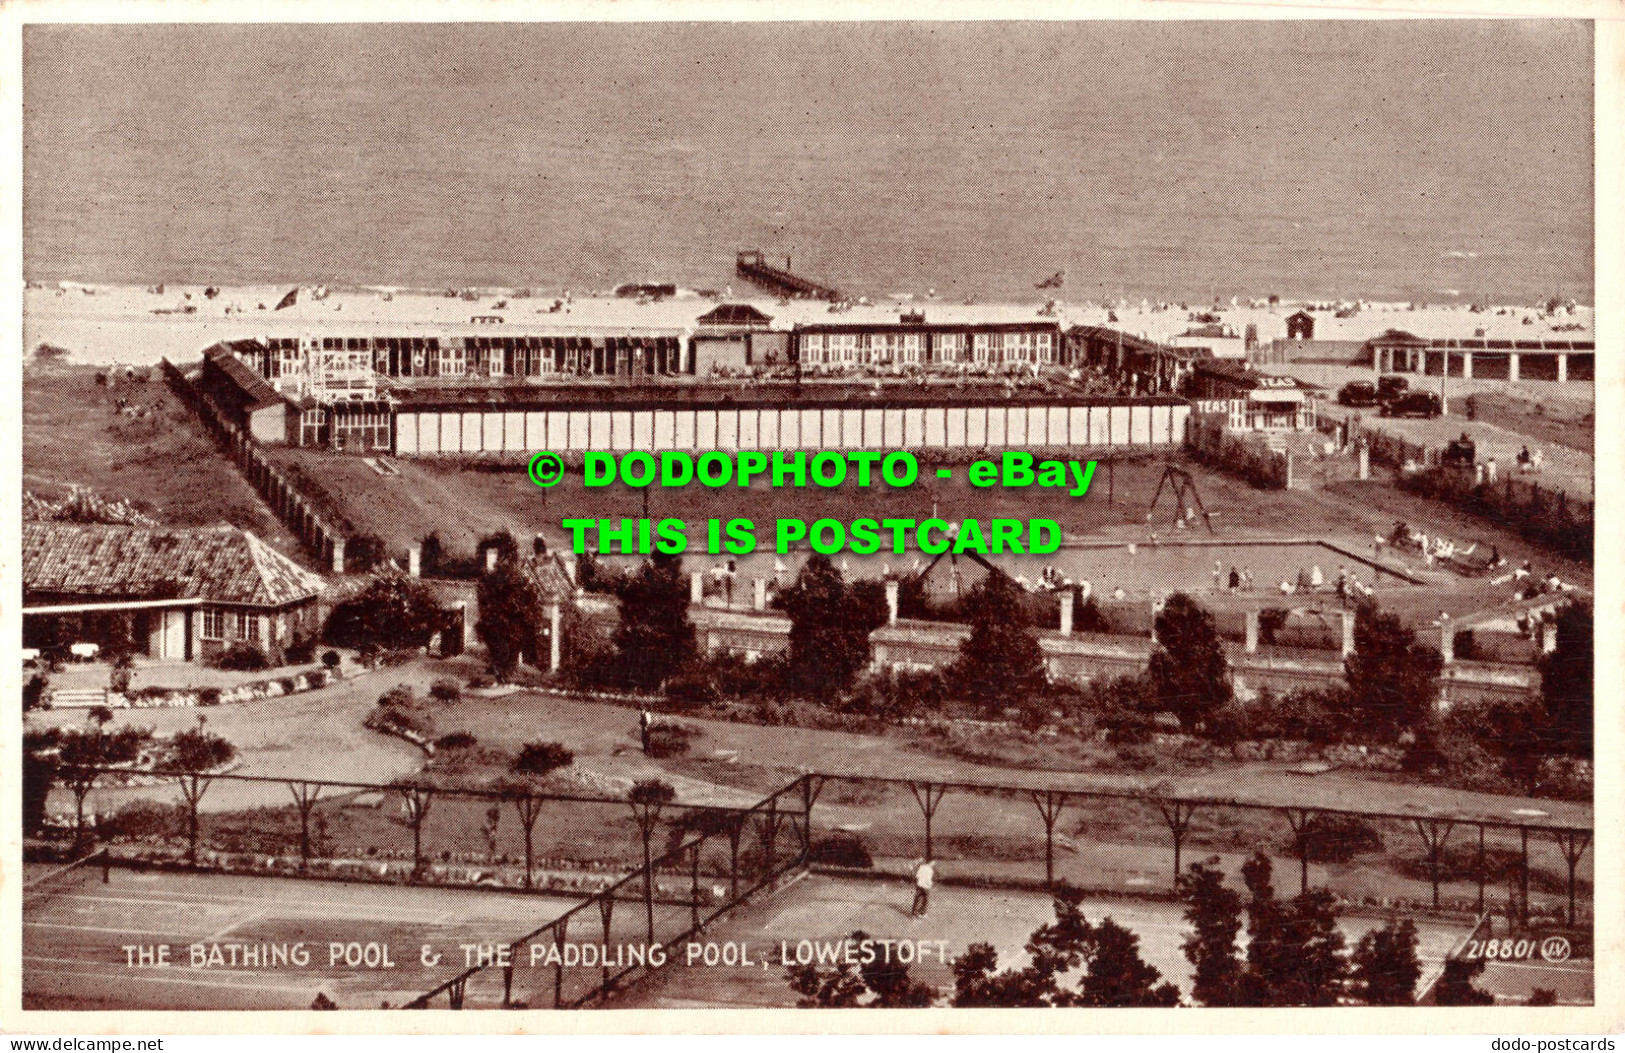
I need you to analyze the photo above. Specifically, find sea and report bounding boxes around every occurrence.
[21,20,1595,305]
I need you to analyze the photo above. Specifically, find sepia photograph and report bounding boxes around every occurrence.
[9,9,1607,1029]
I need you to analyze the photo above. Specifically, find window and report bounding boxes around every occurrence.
[236,612,256,641]
[202,609,227,640]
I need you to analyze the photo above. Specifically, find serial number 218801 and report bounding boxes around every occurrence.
[1462,936,1569,962]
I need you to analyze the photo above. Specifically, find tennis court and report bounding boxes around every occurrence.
[23,862,584,1010]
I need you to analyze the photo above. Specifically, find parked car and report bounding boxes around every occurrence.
[1337,380,1379,407]
[1376,375,1410,402]
[1381,391,1443,419]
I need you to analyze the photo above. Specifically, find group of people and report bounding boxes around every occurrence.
[1272,563,1374,603]
[1382,522,1484,569]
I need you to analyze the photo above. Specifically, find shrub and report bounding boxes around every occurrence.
[99,799,179,842]
[23,673,49,711]
[513,740,574,776]
[808,833,874,869]
[429,678,462,703]
[321,650,341,670]
[379,685,415,709]
[198,687,222,707]
[646,724,695,758]
[212,643,271,671]
[466,672,497,690]
[665,671,721,709]
[285,636,317,665]
[1288,813,1384,864]
[434,731,477,751]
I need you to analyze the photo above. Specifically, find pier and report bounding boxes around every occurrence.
[736,250,840,301]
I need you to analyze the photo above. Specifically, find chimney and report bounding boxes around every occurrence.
[885,579,899,625]
[485,547,499,572]
[690,570,704,605]
[1059,591,1074,637]
[331,537,345,575]
[753,578,767,611]
[407,543,422,578]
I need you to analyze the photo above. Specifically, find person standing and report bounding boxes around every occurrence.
[639,710,652,754]
[911,858,935,918]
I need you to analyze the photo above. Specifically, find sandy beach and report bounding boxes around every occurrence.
[23,281,1594,368]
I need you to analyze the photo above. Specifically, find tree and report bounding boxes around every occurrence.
[56,722,151,854]
[1432,957,1494,1006]
[788,930,937,1007]
[949,884,1176,1008]
[22,729,61,837]
[612,553,695,691]
[390,776,437,879]
[1344,602,1442,742]
[1539,603,1592,758]
[1179,860,1247,1007]
[1237,852,1347,1007]
[1148,592,1232,732]
[780,555,887,699]
[500,740,573,889]
[1481,699,1550,794]
[164,716,237,863]
[949,570,1044,713]
[324,573,446,652]
[476,554,546,681]
[628,780,676,943]
[1350,919,1422,1005]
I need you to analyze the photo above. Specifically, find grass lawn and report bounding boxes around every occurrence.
[23,363,299,551]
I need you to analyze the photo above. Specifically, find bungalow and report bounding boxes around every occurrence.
[22,523,327,664]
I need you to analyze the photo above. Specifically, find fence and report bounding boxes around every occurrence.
[1397,468,1592,563]
[43,764,1590,1009]
[406,776,814,1009]
[160,360,352,570]
[1183,413,1291,489]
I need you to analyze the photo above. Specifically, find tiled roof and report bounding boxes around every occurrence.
[521,553,577,600]
[23,523,326,608]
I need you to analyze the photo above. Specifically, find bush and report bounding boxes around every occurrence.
[808,833,874,869]
[646,723,695,758]
[434,731,477,751]
[429,678,462,703]
[285,636,317,665]
[1288,813,1384,864]
[379,685,415,709]
[665,672,721,709]
[466,672,497,690]
[99,799,179,842]
[513,740,574,776]
[321,650,342,670]
[198,687,222,707]
[212,643,271,671]
[23,673,49,711]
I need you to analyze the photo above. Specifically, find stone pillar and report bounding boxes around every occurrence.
[1059,591,1075,637]
[1462,351,1473,380]
[1357,443,1370,481]
[753,578,767,611]
[885,579,900,625]
[548,602,562,672]
[1440,624,1455,665]
[331,537,345,575]
[457,601,473,649]
[1245,610,1260,653]
[1557,353,1568,384]
[1341,610,1356,658]
[408,543,422,578]
[690,570,704,604]
[1508,352,1520,382]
